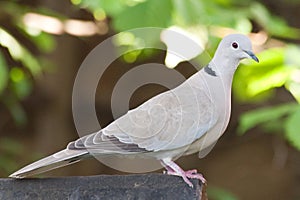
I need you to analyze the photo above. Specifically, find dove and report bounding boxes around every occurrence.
[9,34,259,187]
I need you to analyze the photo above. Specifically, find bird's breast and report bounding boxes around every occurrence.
[181,71,233,156]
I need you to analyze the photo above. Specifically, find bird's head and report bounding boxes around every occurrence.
[216,34,259,64]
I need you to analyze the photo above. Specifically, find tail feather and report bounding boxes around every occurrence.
[9,149,89,179]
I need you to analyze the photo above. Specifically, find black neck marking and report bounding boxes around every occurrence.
[204,64,217,77]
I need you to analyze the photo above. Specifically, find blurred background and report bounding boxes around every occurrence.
[0,0,300,199]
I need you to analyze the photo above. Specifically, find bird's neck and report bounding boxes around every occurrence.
[205,57,239,88]
[210,56,240,78]
[201,57,238,135]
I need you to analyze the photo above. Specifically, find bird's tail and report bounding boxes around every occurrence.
[9,149,89,179]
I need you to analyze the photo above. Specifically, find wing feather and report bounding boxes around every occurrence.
[103,73,218,151]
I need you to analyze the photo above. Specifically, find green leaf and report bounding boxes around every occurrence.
[12,78,32,100]
[0,27,42,75]
[172,0,205,25]
[247,65,291,96]
[284,46,300,103]
[286,80,300,103]
[27,31,56,53]
[285,45,300,68]
[9,67,33,100]
[0,27,23,61]
[20,50,42,76]
[285,106,300,150]
[238,103,298,135]
[95,0,128,16]
[0,52,8,94]
[112,0,172,31]
[249,3,300,39]
[233,48,290,102]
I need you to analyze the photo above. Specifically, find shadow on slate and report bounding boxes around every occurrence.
[0,174,204,200]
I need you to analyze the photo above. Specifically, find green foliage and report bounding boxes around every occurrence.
[284,106,300,150]
[249,3,300,38]
[71,0,300,64]
[113,0,172,31]
[27,32,56,53]
[238,103,300,150]
[75,0,256,31]
[0,27,42,75]
[0,52,8,94]
[238,103,298,134]
[235,45,300,150]
[73,0,300,39]
[233,47,294,102]
[0,1,56,125]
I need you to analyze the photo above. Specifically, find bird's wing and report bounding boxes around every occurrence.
[70,72,218,153]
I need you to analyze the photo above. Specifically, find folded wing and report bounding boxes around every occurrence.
[70,73,218,155]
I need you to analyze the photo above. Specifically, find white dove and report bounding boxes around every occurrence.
[9,34,259,187]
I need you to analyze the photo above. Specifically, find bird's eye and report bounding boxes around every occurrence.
[232,42,238,49]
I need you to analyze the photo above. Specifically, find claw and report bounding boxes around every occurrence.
[161,159,206,187]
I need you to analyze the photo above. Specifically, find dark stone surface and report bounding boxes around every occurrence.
[0,174,203,200]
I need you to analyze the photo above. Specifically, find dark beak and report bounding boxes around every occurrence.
[244,50,259,63]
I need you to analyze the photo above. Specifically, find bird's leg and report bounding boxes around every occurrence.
[160,160,175,174]
[160,158,206,188]
[160,159,194,187]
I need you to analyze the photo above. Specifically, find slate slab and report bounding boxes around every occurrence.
[0,174,204,200]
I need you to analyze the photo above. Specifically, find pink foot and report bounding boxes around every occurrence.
[161,159,206,188]
[165,169,206,185]
[184,169,206,184]
[185,169,198,174]
[164,169,194,187]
